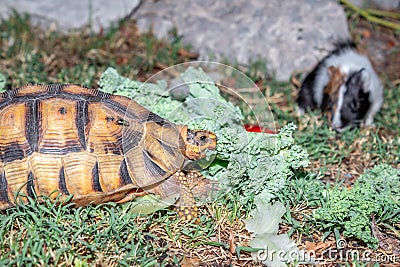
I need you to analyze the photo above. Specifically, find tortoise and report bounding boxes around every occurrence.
[0,84,217,221]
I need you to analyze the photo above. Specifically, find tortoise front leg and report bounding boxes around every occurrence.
[174,170,218,222]
[147,170,217,222]
[173,171,199,222]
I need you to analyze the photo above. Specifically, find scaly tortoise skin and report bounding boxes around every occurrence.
[0,84,217,221]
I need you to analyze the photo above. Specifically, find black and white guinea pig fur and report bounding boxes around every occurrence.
[297,41,383,132]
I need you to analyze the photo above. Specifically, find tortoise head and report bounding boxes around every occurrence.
[180,127,217,160]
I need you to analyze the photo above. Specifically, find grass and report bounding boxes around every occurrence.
[1,195,184,266]
[263,22,400,260]
[1,9,399,266]
[0,195,254,266]
[265,41,399,261]
[0,11,195,89]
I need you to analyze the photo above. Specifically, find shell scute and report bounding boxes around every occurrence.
[0,103,32,163]
[38,98,84,155]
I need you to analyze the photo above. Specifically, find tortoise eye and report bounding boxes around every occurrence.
[200,135,207,141]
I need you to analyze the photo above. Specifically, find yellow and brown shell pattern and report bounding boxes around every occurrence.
[0,84,217,221]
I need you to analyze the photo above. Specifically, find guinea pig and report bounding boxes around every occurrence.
[297,41,384,132]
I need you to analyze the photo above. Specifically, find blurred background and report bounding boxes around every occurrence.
[0,1,399,266]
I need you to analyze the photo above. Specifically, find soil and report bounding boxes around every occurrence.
[351,18,400,82]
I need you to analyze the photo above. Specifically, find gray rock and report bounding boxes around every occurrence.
[0,0,141,32]
[0,0,351,81]
[133,0,350,81]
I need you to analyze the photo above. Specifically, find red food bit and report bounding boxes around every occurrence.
[244,124,276,134]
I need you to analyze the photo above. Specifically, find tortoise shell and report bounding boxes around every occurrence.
[0,84,217,211]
